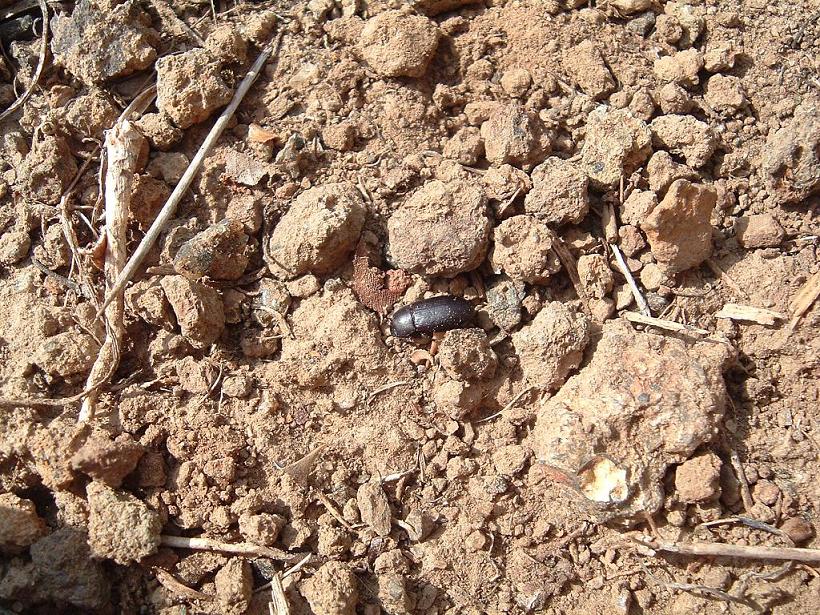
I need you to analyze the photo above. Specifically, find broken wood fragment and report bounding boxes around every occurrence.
[715,303,785,326]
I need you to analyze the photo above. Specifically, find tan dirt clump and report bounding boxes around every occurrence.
[34,332,100,378]
[156,49,233,129]
[525,157,589,225]
[173,219,250,281]
[481,103,551,167]
[359,10,439,78]
[643,179,717,273]
[160,275,225,348]
[674,451,723,503]
[577,254,614,299]
[70,433,144,488]
[0,493,47,554]
[388,179,491,277]
[735,214,785,249]
[581,107,652,189]
[762,97,820,204]
[86,482,161,564]
[512,301,590,391]
[214,558,253,615]
[438,328,497,381]
[562,40,616,100]
[269,182,365,277]
[490,215,561,283]
[530,321,728,520]
[51,0,157,85]
[300,561,358,615]
[650,114,719,168]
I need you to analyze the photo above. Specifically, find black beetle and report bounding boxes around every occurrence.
[390,295,476,338]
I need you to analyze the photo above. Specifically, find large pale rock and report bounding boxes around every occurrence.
[530,321,727,521]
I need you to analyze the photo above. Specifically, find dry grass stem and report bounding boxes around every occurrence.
[622,311,709,335]
[610,244,651,317]
[789,271,820,329]
[159,535,296,561]
[635,536,820,563]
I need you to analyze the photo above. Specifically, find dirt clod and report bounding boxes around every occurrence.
[481,102,550,167]
[675,451,723,503]
[359,10,439,78]
[438,328,497,381]
[762,97,820,204]
[512,301,590,391]
[650,114,718,168]
[156,49,233,129]
[377,572,414,614]
[26,528,110,610]
[51,0,157,85]
[86,482,161,564]
[735,214,785,249]
[214,558,252,615]
[704,74,747,114]
[356,481,392,537]
[653,49,703,87]
[581,107,652,189]
[0,229,31,264]
[300,561,358,615]
[491,215,561,284]
[643,179,717,274]
[0,493,47,554]
[388,180,490,277]
[525,157,589,225]
[563,40,615,100]
[34,332,100,378]
[70,433,144,488]
[269,182,365,277]
[15,135,78,206]
[160,275,225,349]
[577,254,614,299]
[174,219,250,281]
[238,512,286,546]
[780,517,815,545]
[531,322,726,519]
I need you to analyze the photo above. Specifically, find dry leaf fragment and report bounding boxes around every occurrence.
[351,249,412,315]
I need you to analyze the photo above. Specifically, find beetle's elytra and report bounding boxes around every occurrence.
[390,295,476,338]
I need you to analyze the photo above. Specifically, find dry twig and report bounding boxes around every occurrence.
[368,380,411,403]
[314,491,356,532]
[610,244,651,317]
[729,449,755,513]
[268,574,290,615]
[634,536,820,563]
[79,120,143,422]
[789,271,820,330]
[160,535,299,562]
[622,311,709,336]
[715,303,785,326]
[98,31,285,317]
[641,563,754,608]
[478,386,538,423]
[706,259,748,300]
[154,568,213,601]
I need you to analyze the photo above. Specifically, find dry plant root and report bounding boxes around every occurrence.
[79,120,144,422]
